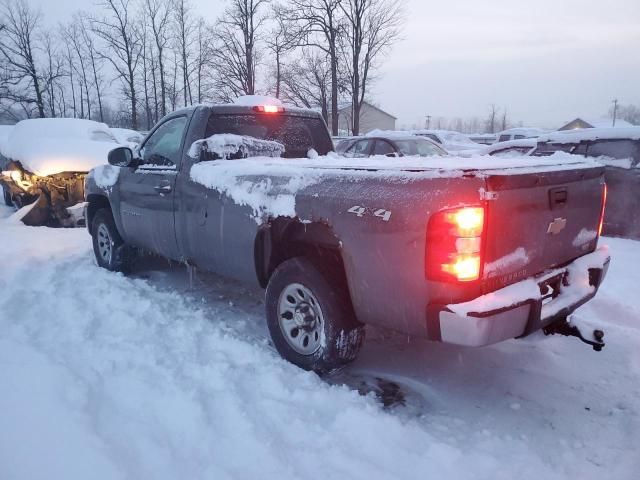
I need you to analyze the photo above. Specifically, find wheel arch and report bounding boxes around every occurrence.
[86,194,112,234]
[254,218,345,289]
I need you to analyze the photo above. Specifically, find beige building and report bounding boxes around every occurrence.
[333,101,396,135]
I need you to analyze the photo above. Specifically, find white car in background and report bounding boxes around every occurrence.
[409,129,481,153]
[0,118,117,226]
[482,138,538,157]
[495,127,546,143]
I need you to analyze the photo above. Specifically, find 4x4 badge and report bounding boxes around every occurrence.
[547,217,567,235]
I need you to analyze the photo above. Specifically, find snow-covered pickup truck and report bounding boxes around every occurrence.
[85,100,610,372]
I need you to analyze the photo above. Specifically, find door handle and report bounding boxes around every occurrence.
[154,184,172,194]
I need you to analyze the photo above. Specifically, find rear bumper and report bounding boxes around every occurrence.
[436,247,610,347]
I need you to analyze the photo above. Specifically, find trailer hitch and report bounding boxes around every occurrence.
[543,319,605,352]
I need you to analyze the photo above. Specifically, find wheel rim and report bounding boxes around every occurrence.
[277,283,324,355]
[97,223,113,264]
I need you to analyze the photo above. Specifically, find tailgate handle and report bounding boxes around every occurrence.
[549,187,568,209]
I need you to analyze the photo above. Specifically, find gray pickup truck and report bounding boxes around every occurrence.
[85,102,610,372]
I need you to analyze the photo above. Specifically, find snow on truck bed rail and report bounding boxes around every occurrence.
[190,151,601,223]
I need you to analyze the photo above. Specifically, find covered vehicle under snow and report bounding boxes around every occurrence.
[0,118,117,226]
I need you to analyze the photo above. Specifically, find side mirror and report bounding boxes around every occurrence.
[108,146,134,167]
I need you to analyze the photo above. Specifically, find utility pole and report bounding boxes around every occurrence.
[425,115,431,129]
[612,99,619,127]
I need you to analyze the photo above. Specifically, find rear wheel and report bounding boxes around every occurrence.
[266,257,365,373]
[92,208,134,272]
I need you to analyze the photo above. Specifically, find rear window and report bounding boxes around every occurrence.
[206,114,332,158]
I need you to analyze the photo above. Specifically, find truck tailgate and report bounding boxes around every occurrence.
[482,165,605,292]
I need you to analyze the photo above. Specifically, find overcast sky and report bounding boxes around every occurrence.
[31,0,640,129]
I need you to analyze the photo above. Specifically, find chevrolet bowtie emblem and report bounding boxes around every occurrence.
[547,217,567,235]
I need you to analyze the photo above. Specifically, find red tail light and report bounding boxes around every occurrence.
[598,183,607,237]
[426,206,486,282]
[253,105,284,113]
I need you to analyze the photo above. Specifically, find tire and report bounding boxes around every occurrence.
[91,208,134,272]
[266,257,365,373]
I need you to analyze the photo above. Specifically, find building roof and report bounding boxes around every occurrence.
[337,101,397,120]
[559,117,634,130]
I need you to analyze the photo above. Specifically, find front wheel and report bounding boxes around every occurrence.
[265,257,365,373]
[91,208,134,272]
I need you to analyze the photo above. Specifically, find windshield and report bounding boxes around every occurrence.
[395,139,446,157]
[206,113,333,158]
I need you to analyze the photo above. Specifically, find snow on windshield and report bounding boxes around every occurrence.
[1,118,118,176]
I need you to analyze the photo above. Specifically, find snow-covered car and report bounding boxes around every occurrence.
[410,130,481,153]
[0,118,118,226]
[532,127,640,239]
[468,133,497,145]
[482,138,537,157]
[341,134,447,158]
[111,127,145,147]
[495,127,546,143]
[85,99,610,373]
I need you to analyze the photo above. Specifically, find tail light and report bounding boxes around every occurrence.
[426,206,486,282]
[253,105,284,113]
[598,183,607,237]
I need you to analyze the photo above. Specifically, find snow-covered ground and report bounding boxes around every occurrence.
[1,203,638,480]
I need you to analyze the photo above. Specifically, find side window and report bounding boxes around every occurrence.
[139,116,188,167]
[498,134,510,142]
[372,140,396,156]
[346,139,372,157]
[587,140,637,160]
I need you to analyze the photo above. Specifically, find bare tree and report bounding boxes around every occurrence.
[173,0,196,106]
[191,18,212,104]
[281,0,344,135]
[145,0,172,116]
[64,20,93,119]
[211,0,268,101]
[609,103,640,126]
[265,4,297,99]
[340,0,402,135]
[91,0,142,129]
[280,49,332,122]
[0,0,51,117]
[486,104,498,134]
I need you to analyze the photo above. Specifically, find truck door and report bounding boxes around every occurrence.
[118,115,188,260]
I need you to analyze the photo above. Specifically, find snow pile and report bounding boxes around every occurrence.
[0,209,639,479]
[188,134,284,160]
[0,118,118,176]
[88,164,121,188]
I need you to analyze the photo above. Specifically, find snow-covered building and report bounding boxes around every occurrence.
[558,117,633,130]
[332,101,396,135]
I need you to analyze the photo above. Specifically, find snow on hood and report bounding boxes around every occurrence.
[1,118,118,176]
[190,152,601,223]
